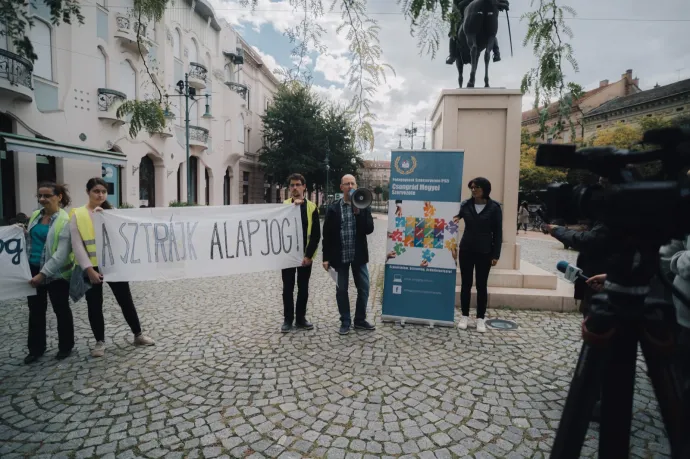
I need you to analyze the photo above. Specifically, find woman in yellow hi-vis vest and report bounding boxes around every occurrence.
[21,182,75,364]
[70,178,155,358]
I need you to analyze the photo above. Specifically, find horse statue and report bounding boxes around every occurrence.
[448,0,511,88]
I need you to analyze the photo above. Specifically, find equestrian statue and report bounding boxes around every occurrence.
[446,0,512,88]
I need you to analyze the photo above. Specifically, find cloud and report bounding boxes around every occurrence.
[314,53,351,84]
[213,0,689,159]
[251,46,284,74]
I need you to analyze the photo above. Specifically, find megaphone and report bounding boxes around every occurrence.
[349,188,372,209]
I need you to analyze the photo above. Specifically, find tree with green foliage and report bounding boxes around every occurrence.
[259,82,363,198]
[373,185,383,202]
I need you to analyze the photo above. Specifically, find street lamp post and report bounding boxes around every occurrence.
[165,73,212,205]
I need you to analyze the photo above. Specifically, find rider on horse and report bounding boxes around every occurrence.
[446,0,509,65]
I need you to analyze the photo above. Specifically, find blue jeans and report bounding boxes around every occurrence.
[336,263,370,326]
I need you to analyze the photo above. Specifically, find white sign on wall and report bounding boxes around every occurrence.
[95,204,304,282]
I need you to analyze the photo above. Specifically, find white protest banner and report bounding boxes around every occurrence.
[94,204,304,282]
[0,225,36,301]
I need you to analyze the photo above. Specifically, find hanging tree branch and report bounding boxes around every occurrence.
[520,0,583,141]
[115,0,168,138]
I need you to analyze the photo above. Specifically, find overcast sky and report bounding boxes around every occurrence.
[209,0,688,159]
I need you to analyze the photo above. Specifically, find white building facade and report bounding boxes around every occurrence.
[0,0,279,223]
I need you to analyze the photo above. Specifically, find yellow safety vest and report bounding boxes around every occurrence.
[28,208,75,280]
[284,198,317,253]
[71,206,98,266]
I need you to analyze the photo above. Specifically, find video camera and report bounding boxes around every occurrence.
[535,127,690,246]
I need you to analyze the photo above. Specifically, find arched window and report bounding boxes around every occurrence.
[224,120,232,141]
[173,29,181,60]
[0,21,8,50]
[188,39,198,64]
[31,19,52,80]
[238,114,245,144]
[119,60,136,100]
[96,47,107,89]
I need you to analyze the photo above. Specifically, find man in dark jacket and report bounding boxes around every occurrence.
[322,174,376,335]
[544,220,610,316]
[281,173,321,333]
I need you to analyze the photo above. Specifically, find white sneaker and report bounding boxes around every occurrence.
[134,334,155,346]
[457,316,469,330]
[476,318,487,333]
[91,341,105,358]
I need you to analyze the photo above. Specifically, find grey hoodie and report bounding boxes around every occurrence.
[661,236,690,329]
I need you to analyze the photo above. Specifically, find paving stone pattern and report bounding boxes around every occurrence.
[0,220,670,458]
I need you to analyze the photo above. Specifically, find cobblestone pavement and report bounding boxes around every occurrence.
[0,220,670,458]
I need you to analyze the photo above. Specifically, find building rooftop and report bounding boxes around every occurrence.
[584,78,690,118]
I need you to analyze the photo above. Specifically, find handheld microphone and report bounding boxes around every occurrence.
[556,260,589,283]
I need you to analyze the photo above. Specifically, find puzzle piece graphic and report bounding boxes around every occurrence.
[423,202,436,218]
[393,242,406,256]
[445,238,458,251]
[424,237,434,248]
[434,226,444,239]
[414,227,424,239]
[390,229,403,242]
[435,219,446,231]
[395,217,406,228]
[422,249,436,263]
[425,217,435,229]
[424,226,434,239]
[414,238,424,248]
[406,216,416,228]
[404,235,414,247]
[434,238,444,249]
[447,220,459,235]
[405,226,415,238]
[415,218,425,230]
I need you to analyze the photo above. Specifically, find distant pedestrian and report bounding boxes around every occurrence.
[70,178,155,358]
[280,173,321,333]
[453,177,503,333]
[322,174,376,335]
[518,201,529,234]
[22,182,75,364]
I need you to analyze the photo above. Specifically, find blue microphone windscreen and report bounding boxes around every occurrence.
[556,260,569,273]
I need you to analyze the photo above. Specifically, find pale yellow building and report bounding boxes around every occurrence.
[359,160,391,191]
[522,69,641,143]
[582,78,690,139]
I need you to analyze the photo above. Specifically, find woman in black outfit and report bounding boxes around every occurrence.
[453,177,503,333]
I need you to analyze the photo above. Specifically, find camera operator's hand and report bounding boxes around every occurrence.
[542,224,561,235]
[586,274,607,292]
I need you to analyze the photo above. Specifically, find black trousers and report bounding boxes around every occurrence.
[281,265,312,323]
[459,250,493,319]
[27,265,74,356]
[85,267,142,342]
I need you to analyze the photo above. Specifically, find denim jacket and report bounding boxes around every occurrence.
[25,208,73,283]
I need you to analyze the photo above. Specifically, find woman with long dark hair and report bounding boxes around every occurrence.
[70,178,154,357]
[23,182,75,363]
[453,177,503,333]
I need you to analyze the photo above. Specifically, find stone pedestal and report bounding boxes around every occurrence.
[430,89,575,312]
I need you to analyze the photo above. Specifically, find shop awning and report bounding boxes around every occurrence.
[0,133,127,166]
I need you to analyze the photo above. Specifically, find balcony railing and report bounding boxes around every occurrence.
[97,88,127,111]
[97,88,127,126]
[0,49,33,90]
[225,82,248,100]
[189,62,207,81]
[114,14,150,55]
[189,125,209,144]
